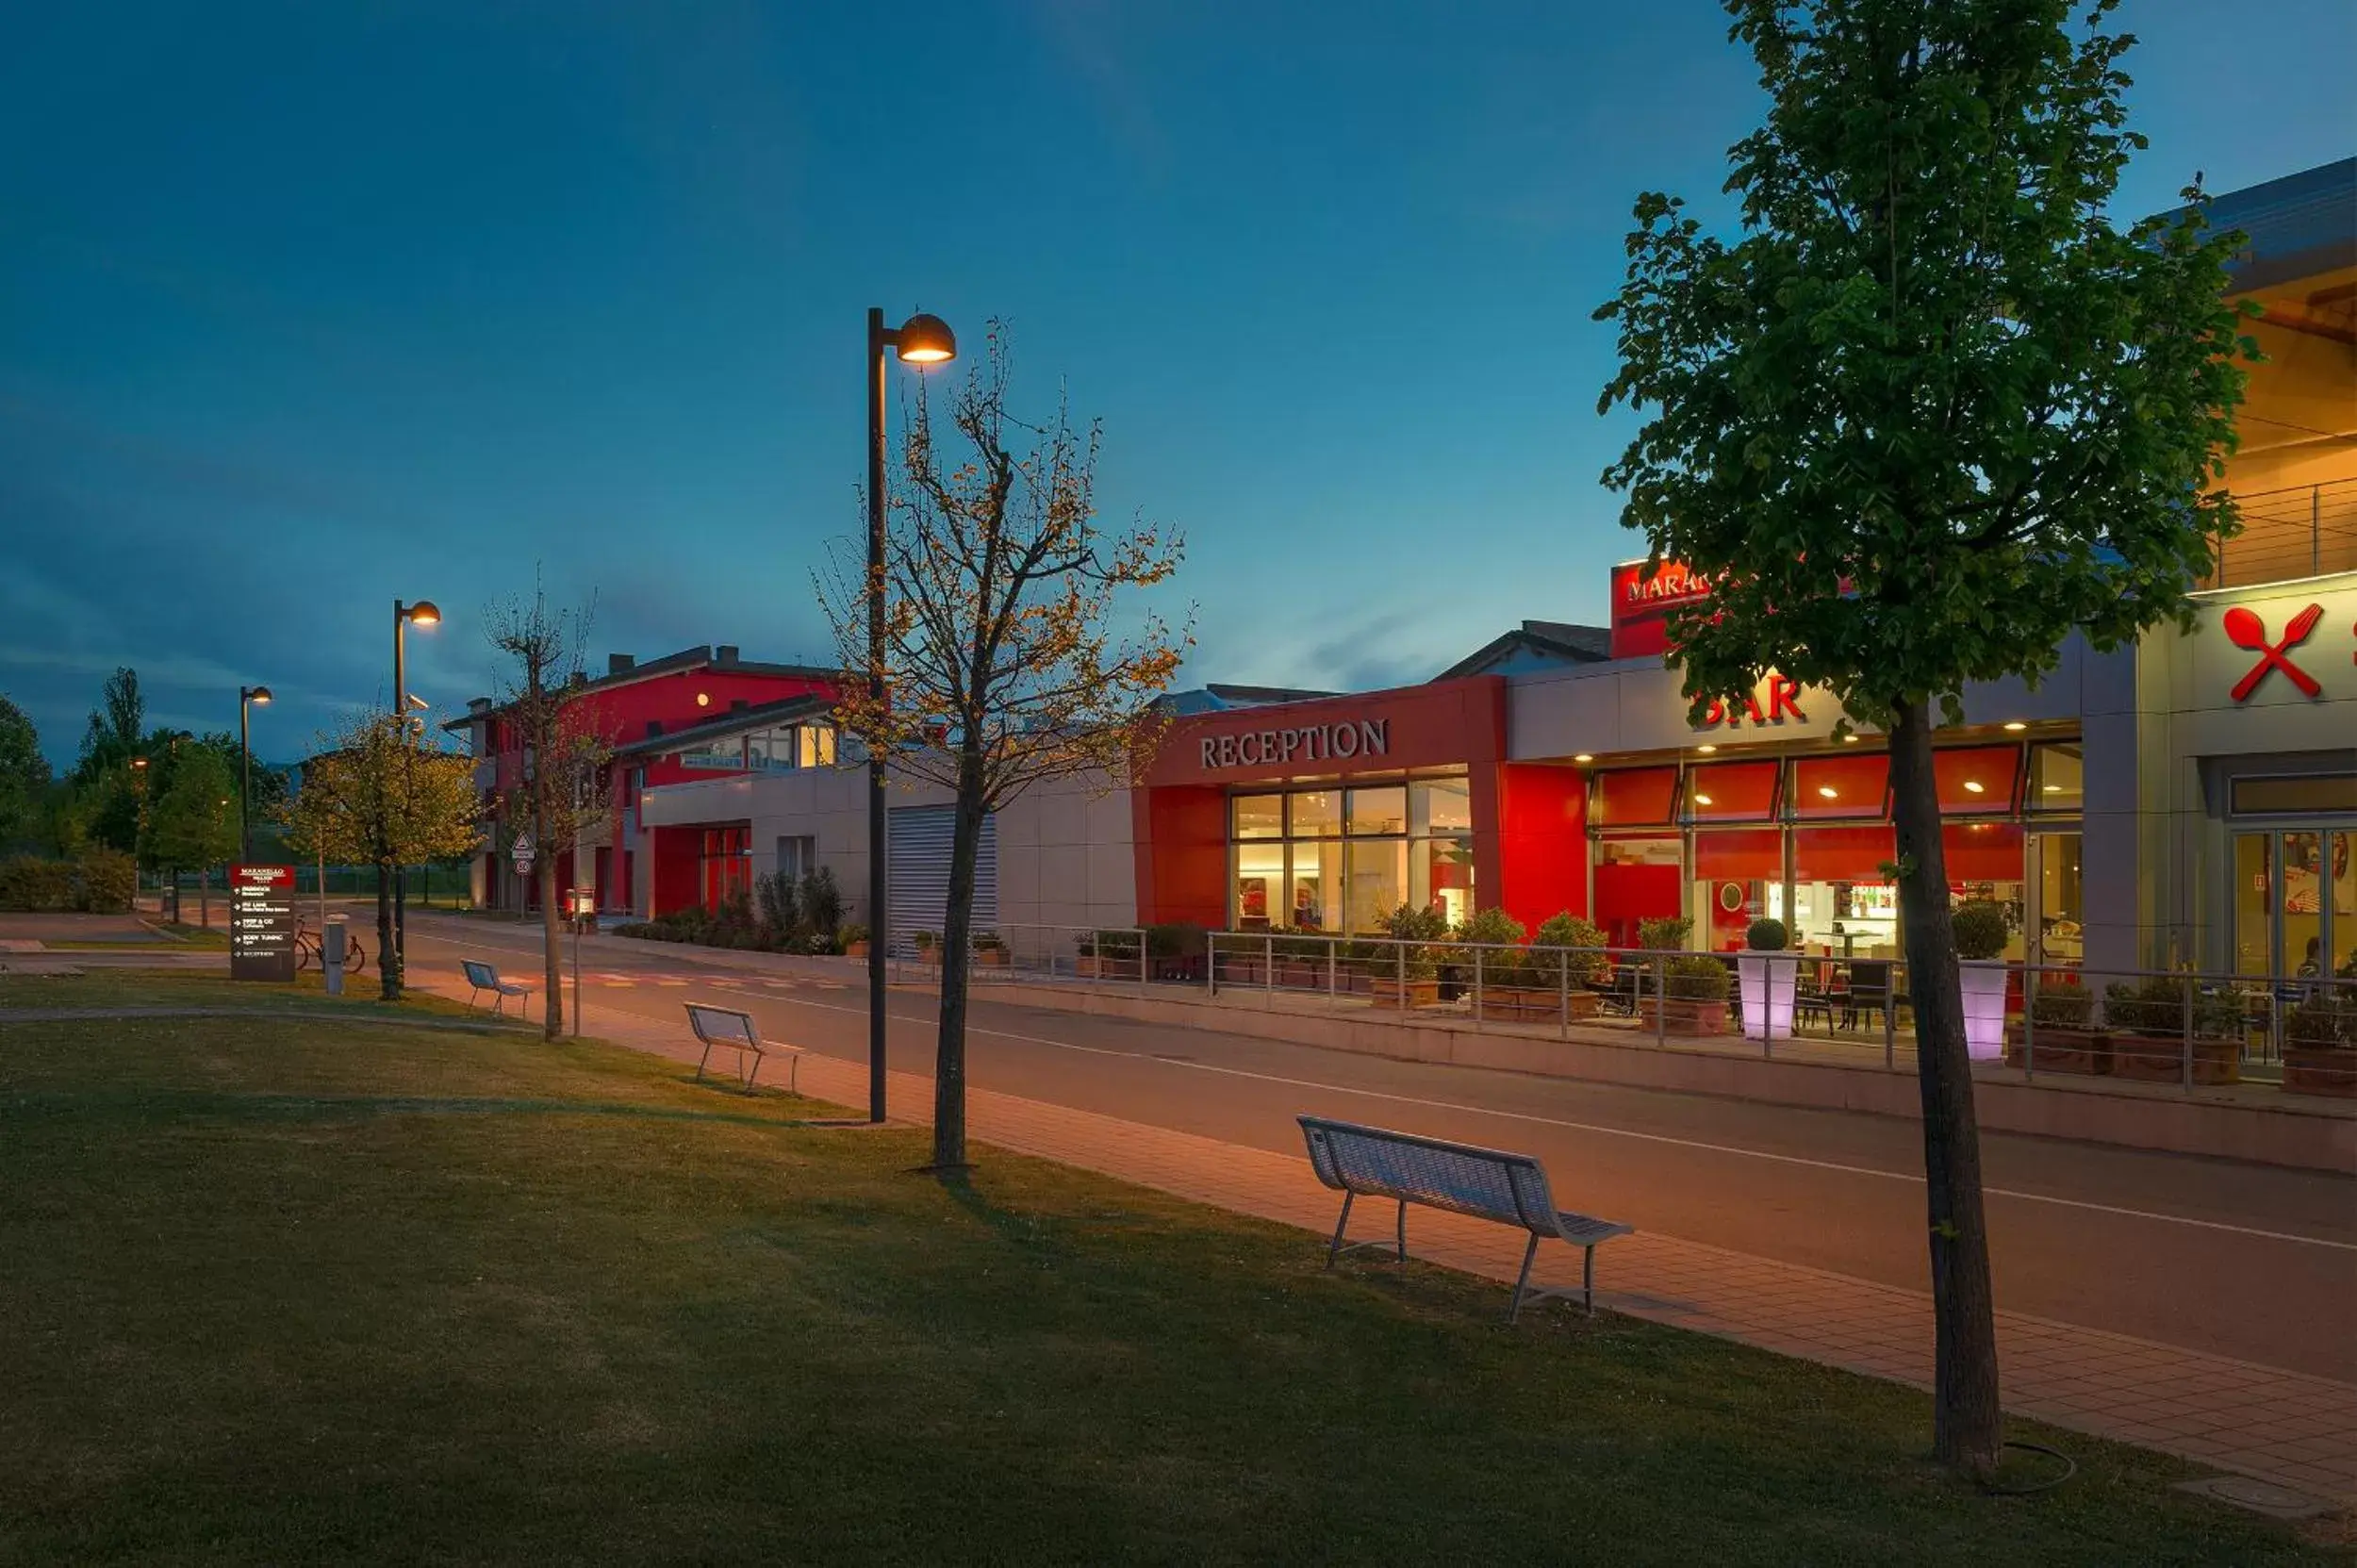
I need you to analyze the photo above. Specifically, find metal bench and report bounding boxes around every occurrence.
[685,1002,803,1094]
[460,959,534,1018]
[1298,1115,1632,1324]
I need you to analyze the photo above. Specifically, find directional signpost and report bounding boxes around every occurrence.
[229,864,298,982]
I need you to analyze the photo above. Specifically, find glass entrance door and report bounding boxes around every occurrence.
[2233,828,2353,980]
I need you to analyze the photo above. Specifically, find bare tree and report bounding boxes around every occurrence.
[486,584,610,1040]
[820,324,1190,1170]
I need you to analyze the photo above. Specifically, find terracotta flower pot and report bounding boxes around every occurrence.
[1476,986,1560,1022]
[843,941,869,959]
[1640,997,1729,1036]
[2109,1032,2242,1085]
[1368,976,1443,1009]
[2003,1025,2109,1076]
[2282,1048,2357,1098]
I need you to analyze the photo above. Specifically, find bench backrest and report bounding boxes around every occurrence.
[1298,1116,1557,1235]
[462,959,499,988]
[685,1003,764,1055]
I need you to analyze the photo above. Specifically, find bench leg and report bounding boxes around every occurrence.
[1584,1246,1596,1315]
[788,1056,799,1097]
[744,1051,762,1092]
[696,1040,714,1082]
[1326,1192,1355,1269]
[1396,1199,1408,1263]
[1508,1232,1541,1326]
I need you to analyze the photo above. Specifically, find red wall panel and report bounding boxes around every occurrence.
[1496,763,1587,928]
[1132,784,1228,928]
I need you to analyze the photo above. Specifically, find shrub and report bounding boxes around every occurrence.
[972,930,1006,953]
[1531,912,1611,986]
[1951,900,2009,961]
[799,867,844,936]
[1145,923,1206,959]
[755,871,799,935]
[1379,904,1449,981]
[1637,915,1692,952]
[839,922,869,949]
[2028,985,2095,1030]
[2285,993,2357,1049]
[74,849,136,914]
[1665,954,1731,1001]
[1744,916,1788,951]
[2102,976,2243,1039]
[914,930,940,953]
[809,932,842,955]
[0,856,77,912]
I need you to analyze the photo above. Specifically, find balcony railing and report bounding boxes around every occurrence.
[2204,478,2357,588]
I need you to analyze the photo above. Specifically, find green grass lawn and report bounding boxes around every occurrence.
[0,975,2338,1565]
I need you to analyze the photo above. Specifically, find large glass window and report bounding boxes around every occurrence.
[1932,747,2020,814]
[1290,789,1343,837]
[1232,795,1283,839]
[2032,744,2083,811]
[1228,775,1467,931]
[1594,767,1678,828]
[1794,752,1888,817]
[1346,785,1408,836]
[2234,833,2274,977]
[2033,832,2083,967]
[1688,760,1780,821]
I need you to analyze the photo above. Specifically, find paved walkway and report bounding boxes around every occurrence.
[401,964,2350,1509]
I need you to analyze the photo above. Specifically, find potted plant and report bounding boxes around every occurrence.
[1459,908,1543,1021]
[1528,912,1610,1021]
[2282,991,2356,1098]
[913,930,941,966]
[1951,900,2011,1062]
[971,930,1009,967]
[2102,977,2245,1084]
[1146,923,1207,983]
[1272,928,1326,990]
[1369,904,1447,1008]
[1641,954,1732,1036]
[839,922,870,959]
[1737,916,1797,1042]
[2003,983,2108,1075]
[1075,930,1104,979]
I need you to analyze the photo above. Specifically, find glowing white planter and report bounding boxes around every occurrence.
[1738,951,1797,1042]
[1959,963,2008,1061]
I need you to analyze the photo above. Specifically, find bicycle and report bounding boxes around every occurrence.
[295,923,371,976]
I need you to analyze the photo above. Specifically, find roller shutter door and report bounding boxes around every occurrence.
[886,804,997,952]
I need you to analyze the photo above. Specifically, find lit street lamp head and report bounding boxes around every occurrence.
[404,600,441,627]
[246,685,272,705]
[893,313,956,365]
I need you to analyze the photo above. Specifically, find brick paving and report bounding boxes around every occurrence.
[411,962,2357,1510]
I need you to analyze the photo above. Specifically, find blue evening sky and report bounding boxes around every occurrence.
[3,1,2350,765]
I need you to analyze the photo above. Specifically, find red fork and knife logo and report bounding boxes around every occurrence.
[2223,603,2325,701]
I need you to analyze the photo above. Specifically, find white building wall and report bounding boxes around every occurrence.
[637,759,1135,933]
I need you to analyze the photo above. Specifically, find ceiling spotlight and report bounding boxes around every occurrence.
[1964,780,1986,793]
[1818,785,1838,799]
[1695,744,1717,754]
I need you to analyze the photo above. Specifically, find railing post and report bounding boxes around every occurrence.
[1761,954,1774,1062]
[1884,959,1897,1071]
[1136,927,1147,995]
[1472,945,1484,1032]
[2182,970,2196,1093]
[2023,963,2036,1082]
[1558,950,1570,1041]
[1265,932,1275,1006]
[1396,941,1407,1015]
[1653,949,1667,1048]
[1207,933,1219,999]
[1327,936,1338,1004]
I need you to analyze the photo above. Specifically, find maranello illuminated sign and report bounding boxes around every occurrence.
[1696,674,1808,730]
[1198,719,1390,771]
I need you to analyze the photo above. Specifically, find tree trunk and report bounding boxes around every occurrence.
[931,752,988,1172]
[538,826,563,1042]
[376,860,400,1000]
[1888,696,2003,1477]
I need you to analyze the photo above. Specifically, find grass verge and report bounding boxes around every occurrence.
[0,975,2338,1565]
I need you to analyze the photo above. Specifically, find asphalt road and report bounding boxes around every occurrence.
[405,912,2357,1383]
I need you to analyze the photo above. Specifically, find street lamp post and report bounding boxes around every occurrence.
[391,599,440,983]
[238,685,272,862]
[865,308,956,1124]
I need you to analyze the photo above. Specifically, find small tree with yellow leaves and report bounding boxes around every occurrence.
[820,324,1190,1170]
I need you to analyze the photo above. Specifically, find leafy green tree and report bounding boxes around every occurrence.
[290,714,480,999]
[1595,0,2252,1476]
[0,696,50,851]
[144,745,239,884]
